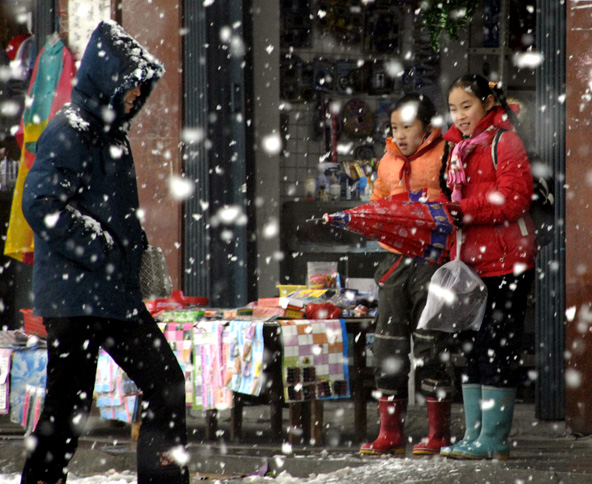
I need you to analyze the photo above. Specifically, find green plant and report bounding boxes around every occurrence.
[419,0,477,51]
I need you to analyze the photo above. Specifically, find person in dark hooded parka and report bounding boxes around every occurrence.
[20,21,189,484]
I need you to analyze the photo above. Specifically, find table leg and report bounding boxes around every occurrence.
[230,392,243,442]
[289,402,303,445]
[265,324,285,441]
[204,408,218,441]
[352,331,368,442]
[311,399,324,446]
[270,392,283,440]
[131,395,142,441]
[131,421,141,441]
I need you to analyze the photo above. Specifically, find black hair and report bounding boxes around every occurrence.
[391,92,437,129]
[447,74,519,127]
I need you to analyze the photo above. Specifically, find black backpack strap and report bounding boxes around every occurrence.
[490,128,507,170]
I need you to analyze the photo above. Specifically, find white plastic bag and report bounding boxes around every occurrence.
[417,230,487,332]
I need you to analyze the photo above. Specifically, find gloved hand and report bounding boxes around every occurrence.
[445,202,464,227]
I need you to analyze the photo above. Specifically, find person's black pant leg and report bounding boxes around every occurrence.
[463,270,534,387]
[103,311,189,484]
[21,317,100,484]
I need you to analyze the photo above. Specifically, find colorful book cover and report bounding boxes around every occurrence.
[279,319,350,403]
[158,322,195,406]
[225,320,264,396]
[192,321,233,410]
[0,349,12,415]
[93,350,139,424]
[9,349,47,427]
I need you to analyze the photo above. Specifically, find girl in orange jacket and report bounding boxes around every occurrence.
[360,93,454,456]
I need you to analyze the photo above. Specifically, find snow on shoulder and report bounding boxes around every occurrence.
[64,105,90,132]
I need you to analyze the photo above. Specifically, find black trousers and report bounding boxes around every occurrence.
[372,253,454,399]
[21,310,189,484]
[461,269,535,388]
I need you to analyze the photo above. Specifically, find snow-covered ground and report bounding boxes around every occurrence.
[0,470,137,484]
[0,459,574,484]
[0,460,468,484]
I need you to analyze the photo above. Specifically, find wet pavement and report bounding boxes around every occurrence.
[1,400,592,483]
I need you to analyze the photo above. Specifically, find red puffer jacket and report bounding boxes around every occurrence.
[443,107,536,277]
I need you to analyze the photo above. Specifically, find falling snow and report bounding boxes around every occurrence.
[0,0,587,482]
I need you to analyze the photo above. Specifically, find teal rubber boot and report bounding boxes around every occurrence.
[440,384,481,457]
[453,386,516,460]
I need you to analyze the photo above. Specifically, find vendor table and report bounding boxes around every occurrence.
[0,317,376,447]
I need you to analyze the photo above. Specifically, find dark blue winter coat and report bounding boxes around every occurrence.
[22,21,165,320]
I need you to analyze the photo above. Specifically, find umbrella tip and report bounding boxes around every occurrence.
[306,214,332,224]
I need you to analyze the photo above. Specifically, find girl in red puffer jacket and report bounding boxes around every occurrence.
[440,74,536,461]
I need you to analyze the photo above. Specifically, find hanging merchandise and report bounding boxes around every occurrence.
[335,59,360,95]
[311,94,325,141]
[363,6,400,53]
[342,99,374,138]
[4,36,76,264]
[280,0,313,48]
[347,61,372,93]
[5,34,32,62]
[353,144,375,160]
[330,104,339,163]
[335,59,371,95]
[313,58,335,93]
[280,55,315,102]
[483,0,501,48]
[410,13,443,107]
[5,34,35,91]
[316,0,363,44]
[369,61,393,95]
[320,98,340,163]
[373,101,396,141]
[0,349,11,415]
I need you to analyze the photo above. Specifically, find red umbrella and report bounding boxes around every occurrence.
[322,192,455,265]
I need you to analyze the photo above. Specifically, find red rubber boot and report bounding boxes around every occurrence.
[360,397,407,455]
[412,397,452,455]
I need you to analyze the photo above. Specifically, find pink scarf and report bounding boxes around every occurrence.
[447,127,497,202]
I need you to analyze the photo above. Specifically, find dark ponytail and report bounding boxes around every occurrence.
[489,82,521,128]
